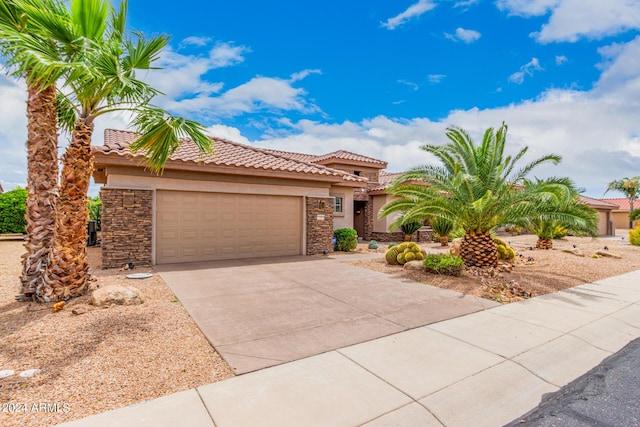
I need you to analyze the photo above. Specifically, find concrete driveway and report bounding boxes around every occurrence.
[155,255,498,374]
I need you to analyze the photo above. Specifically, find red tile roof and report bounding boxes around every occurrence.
[368,171,404,191]
[262,148,387,168]
[599,198,640,211]
[578,195,617,209]
[94,129,367,184]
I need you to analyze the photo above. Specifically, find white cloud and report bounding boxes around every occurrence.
[381,0,437,30]
[454,0,480,9]
[498,0,640,43]
[495,0,558,17]
[428,74,447,84]
[206,124,251,144]
[209,42,250,68]
[555,55,568,65]
[445,27,482,43]
[290,69,322,82]
[180,36,211,47]
[508,57,543,83]
[397,79,420,91]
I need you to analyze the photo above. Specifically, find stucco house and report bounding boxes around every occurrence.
[578,196,616,236]
[599,198,640,229]
[93,129,404,268]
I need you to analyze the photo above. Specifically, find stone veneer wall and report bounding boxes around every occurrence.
[101,188,153,268]
[369,229,432,243]
[306,196,334,255]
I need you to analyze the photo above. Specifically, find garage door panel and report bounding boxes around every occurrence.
[157,190,302,264]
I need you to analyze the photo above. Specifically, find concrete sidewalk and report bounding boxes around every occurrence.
[59,270,640,427]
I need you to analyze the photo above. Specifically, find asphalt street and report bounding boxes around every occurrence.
[506,337,640,426]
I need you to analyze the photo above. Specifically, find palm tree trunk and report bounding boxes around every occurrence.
[459,231,498,267]
[44,118,94,301]
[19,83,58,300]
[630,196,636,229]
[403,233,411,242]
[439,235,449,246]
[536,238,553,250]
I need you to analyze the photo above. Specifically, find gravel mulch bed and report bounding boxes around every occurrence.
[349,234,640,303]
[0,241,233,427]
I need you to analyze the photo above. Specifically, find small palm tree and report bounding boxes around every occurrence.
[389,213,423,242]
[379,123,587,268]
[430,217,454,246]
[605,176,640,229]
[518,178,598,249]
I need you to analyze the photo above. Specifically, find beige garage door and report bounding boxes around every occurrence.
[156,191,302,264]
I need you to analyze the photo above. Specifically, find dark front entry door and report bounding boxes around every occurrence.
[354,201,366,238]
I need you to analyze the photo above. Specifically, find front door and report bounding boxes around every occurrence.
[353,200,366,238]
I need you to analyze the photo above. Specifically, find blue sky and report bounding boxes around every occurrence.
[1,0,640,197]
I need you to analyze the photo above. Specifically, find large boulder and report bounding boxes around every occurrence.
[91,285,144,307]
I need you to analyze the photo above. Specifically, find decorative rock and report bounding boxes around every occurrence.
[449,238,463,256]
[562,248,585,257]
[403,260,424,271]
[91,285,145,307]
[595,250,622,259]
[71,305,90,315]
[19,369,40,378]
[0,370,15,379]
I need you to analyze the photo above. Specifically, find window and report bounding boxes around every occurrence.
[334,196,343,213]
[354,171,361,176]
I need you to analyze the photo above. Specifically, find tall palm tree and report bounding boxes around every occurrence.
[12,0,213,301]
[605,176,640,229]
[379,123,585,268]
[42,0,211,301]
[0,0,70,299]
[517,178,598,250]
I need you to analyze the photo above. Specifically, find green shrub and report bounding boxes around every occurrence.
[368,240,379,249]
[388,242,397,247]
[87,196,102,231]
[630,225,640,246]
[551,225,568,239]
[0,188,27,233]
[423,253,464,276]
[333,228,357,252]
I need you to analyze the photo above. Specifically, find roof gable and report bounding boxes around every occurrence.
[599,198,640,211]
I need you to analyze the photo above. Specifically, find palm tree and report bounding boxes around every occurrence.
[430,217,454,246]
[517,178,598,250]
[605,176,640,229]
[16,0,213,301]
[0,0,70,299]
[379,123,586,268]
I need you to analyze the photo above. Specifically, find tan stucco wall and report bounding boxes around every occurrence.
[104,167,331,197]
[330,186,354,230]
[372,194,399,233]
[612,211,639,229]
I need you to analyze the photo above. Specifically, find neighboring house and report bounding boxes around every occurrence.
[93,129,374,267]
[599,198,640,229]
[578,196,616,236]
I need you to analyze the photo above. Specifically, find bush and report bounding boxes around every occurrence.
[630,225,640,246]
[0,188,27,233]
[551,225,568,239]
[423,253,464,276]
[334,228,357,251]
[88,196,102,231]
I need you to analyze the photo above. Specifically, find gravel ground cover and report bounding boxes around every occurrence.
[349,233,640,303]
[0,241,233,427]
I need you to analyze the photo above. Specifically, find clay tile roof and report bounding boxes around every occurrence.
[579,195,618,209]
[95,129,367,184]
[599,197,640,211]
[312,150,387,166]
[259,148,320,163]
[368,171,404,191]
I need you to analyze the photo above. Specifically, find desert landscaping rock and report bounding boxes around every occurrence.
[403,260,424,270]
[595,249,622,259]
[19,369,40,378]
[91,284,145,307]
[0,369,15,378]
[561,248,585,257]
[71,304,90,315]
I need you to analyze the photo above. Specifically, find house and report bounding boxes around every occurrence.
[93,129,396,267]
[599,198,640,229]
[578,196,616,236]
